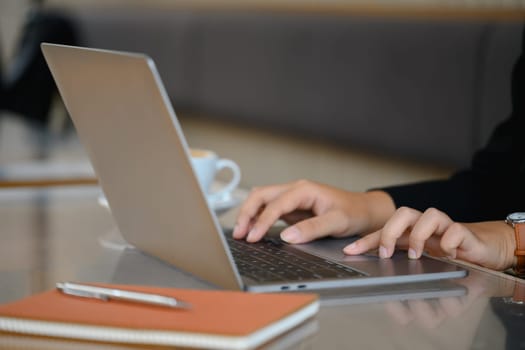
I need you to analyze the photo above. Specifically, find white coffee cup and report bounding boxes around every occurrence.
[190,148,241,202]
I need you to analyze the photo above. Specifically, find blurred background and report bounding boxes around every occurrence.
[0,0,523,191]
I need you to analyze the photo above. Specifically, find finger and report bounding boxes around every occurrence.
[406,299,446,329]
[378,207,422,258]
[438,296,465,318]
[244,184,318,242]
[280,210,314,225]
[233,184,288,239]
[384,301,414,326]
[417,235,448,257]
[343,231,381,255]
[280,210,354,244]
[407,208,454,259]
[439,223,479,260]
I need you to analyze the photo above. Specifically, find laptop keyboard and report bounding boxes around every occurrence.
[226,236,364,282]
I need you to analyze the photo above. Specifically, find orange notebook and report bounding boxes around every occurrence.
[0,284,318,350]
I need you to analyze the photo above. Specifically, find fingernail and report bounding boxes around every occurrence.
[344,242,356,252]
[379,246,389,259]
[408,248,417,259]
[281,227,301,243]
[232,224,240,237]
[247,228,258,242]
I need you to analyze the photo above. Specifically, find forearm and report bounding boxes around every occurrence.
[361,190,396,233]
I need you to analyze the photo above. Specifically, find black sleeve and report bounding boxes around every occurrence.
[380,26,525,222]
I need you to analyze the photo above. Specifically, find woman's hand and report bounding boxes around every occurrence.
[233,180,396,243]
[344,206,516,271]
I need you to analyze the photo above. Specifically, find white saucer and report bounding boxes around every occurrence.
[97,193,241,216]
[209,194,241,215]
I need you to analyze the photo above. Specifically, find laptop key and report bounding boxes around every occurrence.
[227,236,363,282]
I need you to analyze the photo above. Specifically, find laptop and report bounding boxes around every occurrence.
[109,246,467,306]
[41,43,467,293]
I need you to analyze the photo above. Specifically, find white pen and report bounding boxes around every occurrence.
[56,282,191,309]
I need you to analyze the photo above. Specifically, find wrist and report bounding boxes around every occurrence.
[505,224,519,271]
[362,190,396,233]
[506,213,525,277]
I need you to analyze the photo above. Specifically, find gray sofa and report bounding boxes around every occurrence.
[61,6,522,167]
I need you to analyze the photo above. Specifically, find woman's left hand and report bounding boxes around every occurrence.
[343,207,516,271]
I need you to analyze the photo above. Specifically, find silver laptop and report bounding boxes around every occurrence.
[41,43,467,293]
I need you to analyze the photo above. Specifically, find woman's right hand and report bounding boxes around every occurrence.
[233,180,396,243]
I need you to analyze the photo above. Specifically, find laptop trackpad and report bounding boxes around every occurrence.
[292,236,464,278]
